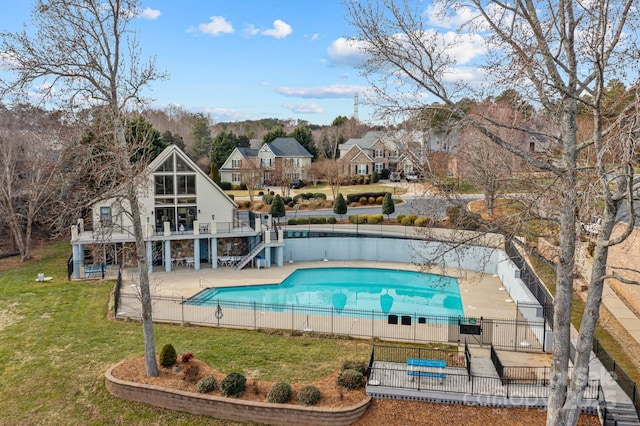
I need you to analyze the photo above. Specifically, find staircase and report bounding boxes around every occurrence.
[234,241,266,270]
[603,403,640,425]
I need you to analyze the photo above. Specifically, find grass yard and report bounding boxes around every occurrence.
[0,242,371,425]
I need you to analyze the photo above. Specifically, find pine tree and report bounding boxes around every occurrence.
[333,193,347,219]
[270,194,286,221]
[382,193,395,219]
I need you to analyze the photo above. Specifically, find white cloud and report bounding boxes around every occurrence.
[327,37,367,67]
[277,84,365,99]
[243,23,260,37]
[261,19,292,39]
[139,7,161,20]
[424,4,479,29]
[283,102,324,114]
[198,16,234,36]
[305,33,319,42]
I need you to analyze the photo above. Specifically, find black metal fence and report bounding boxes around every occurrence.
[370,344,467,367]
[505,238,555,325]
[117,293,547,352]
[593,337,640,416]
[368,345,599,402]
[113,267,122,317]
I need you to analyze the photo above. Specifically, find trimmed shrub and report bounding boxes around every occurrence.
[297,385,322,406]
[337,369,365,390]
[346,192,391,203]
[239,183,247,190]
[287,219,297,225]
[262,194,274,205]
[267,381,293,404]
[359,196,368,205]
[446,205,460,223]
[407,214,417,223]
[401,217,413,226]
[258,191,264,196]
[342,360,367,375]
[181,352,194,363]
[196,376,217,393]
[371,170,380,183]
[296,217,309,224]
[220,181,232,190]
[367,216,379,224]
[252,202,264,211]
[381,168,390,179]
[288,201,295,208]
[159,343,177,367]
[364,177,370,184]
[376,196,384,205]
[220,372,247,397]
[282,196,293,204]
[415,216,431,227]
[373,214,384,222]
[396,214,406,223]
[327,217,337,224]
[313,193,327,200]
[182,363,200,383]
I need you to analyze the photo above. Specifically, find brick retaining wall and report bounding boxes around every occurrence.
[105,361,371,426]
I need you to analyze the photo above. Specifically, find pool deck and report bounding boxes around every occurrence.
[118,260,517,319]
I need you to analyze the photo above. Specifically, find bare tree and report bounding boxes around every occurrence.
[239,158,264,202]
[346,1,640,424]
[2,0,166,377]
[309,158,344,200]
[0,128,60,261]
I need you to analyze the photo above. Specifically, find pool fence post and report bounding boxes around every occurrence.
[291,304,294,333]
[331,307,334,334]
[253,302,256,329]
[371,310,374,338]
[181,296,184,325]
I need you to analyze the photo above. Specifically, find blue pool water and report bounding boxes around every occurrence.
[187,267,464,317]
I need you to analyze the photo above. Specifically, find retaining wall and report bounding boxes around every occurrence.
[105,361,371,426]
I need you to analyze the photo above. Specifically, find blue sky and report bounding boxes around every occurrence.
[0,1,374,125]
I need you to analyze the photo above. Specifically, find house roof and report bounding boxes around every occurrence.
[237,147,258,158]
[342,131,384,149]
[267,137,313,157]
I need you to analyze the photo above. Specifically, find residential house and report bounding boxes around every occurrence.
[338,130,457,178]
[220,138,313,186]
[70,145,285,279]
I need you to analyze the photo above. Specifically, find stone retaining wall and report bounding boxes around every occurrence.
[105,361,371,426]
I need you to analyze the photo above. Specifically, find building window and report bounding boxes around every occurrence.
[176,175,196,195]
[263,172,271,183]
[154,175,174,195]
[375,163,384,173]
[262,158,272,168]
[232,159,242,168]
[356,164,368,175]
[100,207,112,225]
[232,173,242,182]
[374,149,384,158]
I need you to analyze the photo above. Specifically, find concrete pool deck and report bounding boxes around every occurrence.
[119,260,518,319]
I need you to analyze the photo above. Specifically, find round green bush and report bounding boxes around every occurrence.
[196,376,217,393]
[267,381,293,403]
[396,214,406,223]
[159,343,177,367]
[376,196,384,205]
[368,196,376,204]
[401,217,413,226]
[342,360,368,375]
[327,217,337,224]
[337,369,365,390]
[297,385,322,406]
[359,196,368,205]
[367,216,379,224]
[252,202,264,211]
[262,194,274,205]
[288,218,297,225]
[220,372,247,397]
[313,193,327,200]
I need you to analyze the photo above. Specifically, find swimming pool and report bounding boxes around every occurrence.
[187,267,464,317]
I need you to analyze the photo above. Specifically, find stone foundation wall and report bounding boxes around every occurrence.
[105,362,371,426]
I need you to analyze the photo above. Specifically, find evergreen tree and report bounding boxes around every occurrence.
[270,194,286,221]
[191,113,212,159]
[263,127,287,143]
[333,193,347,219]
[210,131,239,168]
[382,193,395,219]
[209,162,221,185]
[290,126,317,158]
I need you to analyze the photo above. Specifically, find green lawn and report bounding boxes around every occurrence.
[0,242,371,425]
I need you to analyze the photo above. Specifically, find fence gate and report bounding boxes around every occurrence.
[448,317,493,346]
